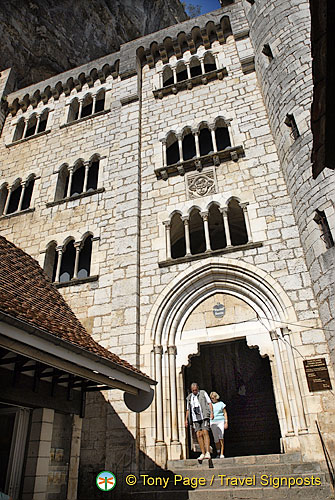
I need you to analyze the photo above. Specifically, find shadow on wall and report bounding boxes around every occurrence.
[78,392,192,500]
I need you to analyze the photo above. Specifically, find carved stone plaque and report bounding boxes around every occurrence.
[303,358,332,392]
[186,168,218,199]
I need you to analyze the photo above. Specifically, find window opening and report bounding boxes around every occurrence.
[284,113,300,140]
[81,95,93,118]
[171,213,186,259]
[209,204,226,250]
[215,126,231,151]
[314,210,334,249]
[190,58,202,78]
[227,199,248,246]
[68,99,79,123]
[0,185,8,215]
[262,43,273,60]
[25,116,37,138]
[7,184,22,215]
[166,134,180,165]
[182,132,196,161]
[59,240,76,282]
[70,164,85,196]
[189,209,206,254]
[95,91,105,113]
[78,235,93,279]
[163,66,174,87]
[176,63,188,82]
[21,177,35,210]
[37,111,48,133]
[55,166,69,201]
[87,161,99,191]
[13,119,25,141]
[199,127,213,156]
[44,243,58,282]
[204,53,217,73]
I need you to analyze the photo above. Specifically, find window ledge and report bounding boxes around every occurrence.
[54,275,99,288]
[60,109,110,129]
[158,241,263,268]
[155,145,245,180]
[153,67,228,99]
[46,187,105,207]
[6,130,51,148]
[0,207,35,220]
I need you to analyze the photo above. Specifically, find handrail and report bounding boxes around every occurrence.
[316,420,335,490]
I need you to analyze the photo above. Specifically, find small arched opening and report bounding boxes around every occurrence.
[44,242,58,282]
[68,98,79,123]
[190,57,202,78]
[215,118,231,151]
[6,181,22,215]
[199,124,213,156]
[171,213,186,259]
[189,208,206,254]
[95,89,105,113]
[70,161,85,196]
[163,66,174,87]
[87,157,99,191]
[176,62,188,82]
[208,204,226,250]
[59,239,76,282]
[78,234,93,279]
[204,52,217,73]
[0,184,8,215]
[21,175,35,210]
[25,115,37,138]
[55,165,69,201]
[182,128,196,161]
[81,94,93,118]
[37,109,49,133]
[13,118,25,142]
[227,199,248,246]
[166,132,180,165]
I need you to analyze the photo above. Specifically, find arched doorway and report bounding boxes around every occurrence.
[183,339,281,458]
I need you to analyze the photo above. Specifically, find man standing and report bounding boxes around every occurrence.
[185,382,214,461]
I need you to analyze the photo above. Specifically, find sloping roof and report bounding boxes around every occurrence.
[0,236,150,381]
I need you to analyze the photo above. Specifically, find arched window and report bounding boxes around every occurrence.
[189,208,206,254]
[199,125,213,156]
[6,180,22,215]
[163,66,174,87]
[68,98,79,123]
[37,109,49,133]
[204,52,217,73]
[166,132,179,165]
[81,94,93,118]
[21,175,35,210]
[25,115,37,138]
[78,235,93,279]
[87,158,99,191]
[55,165,69,201]
[59,239,76,282]
[170,213,186,259]
[44,242,58,282]
[0,184,8,215]
[95,89,105,113]
[208,204,226,250]
[215,118,231,151]
[182,128,196,161]
[70,161,85,196]
[190,57,202,77]
[227,199,248,246]
[176,62,188,82]
[13,118,25,142]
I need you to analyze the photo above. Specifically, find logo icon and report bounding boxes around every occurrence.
[96,471,116,491]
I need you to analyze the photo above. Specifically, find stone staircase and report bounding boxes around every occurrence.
[118,453,334,499]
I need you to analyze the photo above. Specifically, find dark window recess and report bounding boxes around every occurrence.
[59,240,76,282]
[14,120,25,141]
[176,67,188,82]
[44,243,58,282]
[163,67,174,87]
[204,62,217,72]
[6,185,22,214]
[284,114,300,140]
[63,174,69,199]
[70,166,85,196]
[182,133,196,161]
[25,120,36,138]
[52,249,58,282]
[216,127,231,151]
[0,186,8,215]
[314,210,334,249]
[81,101,93,118]
[190,62,202,77]
[167,140,180,165]
[209,205,226,250]
[262,43,273,60]
[87,161,99,191]
[227,200,248,246]
[37,117,48,133]
[21,178,35,210]
[199,128,213,156]
[95,96,105,113]
[171,214,186,259]
[78,236,93,279]
[190,210,206,255]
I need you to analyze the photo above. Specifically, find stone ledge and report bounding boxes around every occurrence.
[54,275,99,288]
[46,188,105,208]
[6,130,51,147]
[159,242,263,268]
[59,109,110,129]
[0,207,35,220]
[153,67,228,99]
[155,145,245,180]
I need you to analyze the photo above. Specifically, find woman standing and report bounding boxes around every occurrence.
[210,391,228,458]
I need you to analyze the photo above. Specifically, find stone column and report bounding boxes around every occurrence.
[240,202,252,242]
[199,57,205,74]
[161,139,167,168]
[177,134,183,163]
[23,118,29,139]
[66,415,83,500]
[220,207,231,246]
[200,211,211,251]
[92,94,97,115]
[3,186,13,215]
[83,161,90,192]
[67,167,74,198]
[154,345,164,443]
[209,125,218,153]
[35,114,41,134]
[163,221,172,260]
[54,246,63,283]
[186,62,191,80]
[73,242,81,279]
[282,328,308,433]
[17,181,26,212]
[270,330,295,435]
[181,216,191,255]
[168,345,179,443]
[172,67,177,84]
[158,69,163,88]
[194,131,201,158]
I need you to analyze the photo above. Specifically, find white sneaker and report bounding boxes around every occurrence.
[204,452,211,459]
[220,454,225,458]
[198,453,205,461]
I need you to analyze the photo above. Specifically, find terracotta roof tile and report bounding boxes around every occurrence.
[0,236,150,380]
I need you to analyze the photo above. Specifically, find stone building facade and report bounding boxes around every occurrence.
[0,0,334,495]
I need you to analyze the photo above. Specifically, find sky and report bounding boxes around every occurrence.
[186,0,222,15]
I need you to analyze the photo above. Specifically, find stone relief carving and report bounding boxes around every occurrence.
[186,168,218,199]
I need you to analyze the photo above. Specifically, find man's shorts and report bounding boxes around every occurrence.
[193,419,210,432]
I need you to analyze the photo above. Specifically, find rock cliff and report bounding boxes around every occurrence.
[0,0,187,89]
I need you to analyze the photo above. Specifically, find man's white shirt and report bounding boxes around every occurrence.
[187,391,211,421]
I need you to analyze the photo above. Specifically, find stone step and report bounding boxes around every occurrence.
[168,452,303,469]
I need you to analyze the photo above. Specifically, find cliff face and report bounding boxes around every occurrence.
[0,0,187,89]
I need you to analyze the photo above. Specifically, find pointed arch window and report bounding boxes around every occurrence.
[227,199,248,246]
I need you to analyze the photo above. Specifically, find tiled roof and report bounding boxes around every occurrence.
[0,236,150,380]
